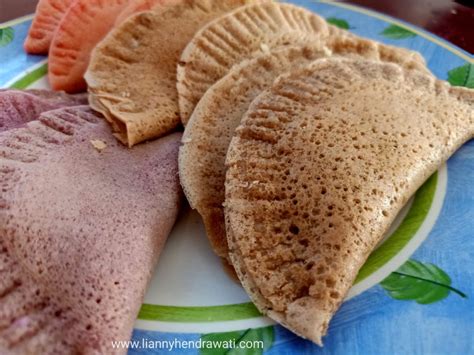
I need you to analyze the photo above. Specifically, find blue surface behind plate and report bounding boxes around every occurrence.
[0,18,45,85]
[0,1,472,354]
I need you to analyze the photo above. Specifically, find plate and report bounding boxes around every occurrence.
[1,1,473,354]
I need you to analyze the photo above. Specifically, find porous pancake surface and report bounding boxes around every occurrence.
[86,0,257,146]
[177,1,343,124]
[0,89,87,131]
[179,34,428,261]
[0,106,181,354]
[225,58,474,345]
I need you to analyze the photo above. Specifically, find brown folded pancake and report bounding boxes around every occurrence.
[225,58,473,345]
[0,106,182,354]
[85,0,260,147]
[179,34,427,261]
[176,1,343,124]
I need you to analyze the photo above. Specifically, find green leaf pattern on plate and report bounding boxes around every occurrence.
[447,63,474,88]
[200,326,274,355]
[0,27,14,47]
[380,24,416,39]
[326,17,351,30]
[381,259,467,304]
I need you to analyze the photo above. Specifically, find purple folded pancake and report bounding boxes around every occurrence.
[0,89,87,131]
[0,105,181,354]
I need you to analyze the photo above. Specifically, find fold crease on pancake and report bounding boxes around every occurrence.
[179,34,428,261]
[176,1,346,124]
[0,106,182,354]
[225,58,473,345]
[114,0,180,25]
[85,0,259,147]
[0,89,87,131]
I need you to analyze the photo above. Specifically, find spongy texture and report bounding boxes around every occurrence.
[179,34,428,261]
[0,106,182,354]
[225,58,474,345]
[114,0,180,25]
[176,1,345,124]
[86,0,258,147]
[0,89,87,131]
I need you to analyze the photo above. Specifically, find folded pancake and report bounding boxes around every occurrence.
[0,89,87,131]
[225,58,473,345]
[176,2,344,124]
[85,0,258,147]
[179,35,428,261]
[0,106,181,354]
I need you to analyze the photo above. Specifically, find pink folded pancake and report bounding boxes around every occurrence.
[0,105,181,354]
[0,89,87,131]
[24,0,75,54]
